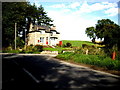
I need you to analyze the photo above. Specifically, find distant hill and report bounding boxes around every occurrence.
[62,40,95,47]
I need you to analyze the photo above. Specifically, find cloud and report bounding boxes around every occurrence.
[49,1,118,17]
[43,1,118,40]
[77,1,118,15]
[105,7,118,16]
[47,1,118,40]
[68,2,80,8]
[47,10,96,40]
[50,4,66,8]
[49,2,81,9]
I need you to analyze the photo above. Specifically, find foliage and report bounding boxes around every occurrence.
[63,42,72,47]
[16,37,25,48]
[66,42,72,47]
[85,27,96,43]
[96,19,120,49]
[34,45,43,52]
[74,46,106,56]
[3,50,20,53]
[3,45,43,54]
[2,2,54,48]
[85,19,120,50]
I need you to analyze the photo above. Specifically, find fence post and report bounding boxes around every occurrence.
[112,51,116,60]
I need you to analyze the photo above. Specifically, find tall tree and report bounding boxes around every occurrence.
[85,26,96,43]
[2,2,28,47]
[85,19,120,49]
[95,19,120,48]
[2,2,54,48]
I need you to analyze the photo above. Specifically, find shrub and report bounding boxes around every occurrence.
[74,48,84,54]
[66,43,72,47]
[4,50,20,53]
[82,44,88,48]
[34,45,43,52]
[115,51,120,61]
[26,45,33,51]
[62,42,72,47]
[16,37,25,48]
[4,46,13,51]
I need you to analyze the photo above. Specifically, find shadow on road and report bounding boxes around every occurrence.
[2,54,120,89]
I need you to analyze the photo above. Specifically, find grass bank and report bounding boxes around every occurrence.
[62,40,95,47]
[56,52,120,71]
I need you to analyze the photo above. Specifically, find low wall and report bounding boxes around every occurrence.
[41,51,58,55]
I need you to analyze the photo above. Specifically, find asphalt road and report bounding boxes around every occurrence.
[2,53,120,89]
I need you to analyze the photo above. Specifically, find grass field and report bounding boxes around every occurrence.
[62,40,95,47]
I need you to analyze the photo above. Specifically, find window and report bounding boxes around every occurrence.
[40,31,42,34]
[51,31,56,35]
[40,37,44,43]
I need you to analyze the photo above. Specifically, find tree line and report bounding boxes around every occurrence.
[2,2,53,48]
[85,19,120,51]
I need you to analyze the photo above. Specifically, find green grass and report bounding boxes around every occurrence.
[43,47,73,54]
[2,50,41,54]
[56,52,120,71]
[62,40,95,47]
[2,50,20,53]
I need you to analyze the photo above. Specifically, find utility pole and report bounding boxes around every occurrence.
[15,23,17,50]
[25,18,28,50]
[25,28,26,50]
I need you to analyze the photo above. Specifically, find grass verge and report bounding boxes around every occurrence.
[56,52,120,72]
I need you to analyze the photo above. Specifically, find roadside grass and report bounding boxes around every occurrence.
[56,52,120,71]
[2,50,41,54]
[2,50,20,53]
[43,47,73,54]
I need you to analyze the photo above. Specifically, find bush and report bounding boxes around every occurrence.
[62,42,72,47]
[115,51,120,61]
[3,50,20,53]
[34,45,43,52]
[66,43,72,47]
[26,45,33,51]
[16,37,25,48]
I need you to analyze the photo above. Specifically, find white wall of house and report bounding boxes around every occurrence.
[27,26,60,46]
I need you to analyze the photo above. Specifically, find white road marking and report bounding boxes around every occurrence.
[22,68,40,83]
[13,60,40,84]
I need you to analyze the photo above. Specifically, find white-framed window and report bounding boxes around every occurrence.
[40,31,42,34]
[40,37,44,43]
[53,32,56,35]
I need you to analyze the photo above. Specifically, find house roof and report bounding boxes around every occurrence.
[38,29,46,31]
[29,24,60,34]
[50,30,60,34]
[34,24,50,31]
[29,30,60,34]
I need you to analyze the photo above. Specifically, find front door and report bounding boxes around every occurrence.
[46,37,48,45]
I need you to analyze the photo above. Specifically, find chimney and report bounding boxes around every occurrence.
[51,26,56,30]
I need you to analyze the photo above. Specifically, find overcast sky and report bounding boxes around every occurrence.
[28,0,119,41]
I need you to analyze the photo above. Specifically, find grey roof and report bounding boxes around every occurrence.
[29,24,60,34]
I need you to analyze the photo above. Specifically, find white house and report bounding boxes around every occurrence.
[27,23,61,46]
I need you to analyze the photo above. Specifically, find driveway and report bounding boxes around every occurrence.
[2,53,120,89]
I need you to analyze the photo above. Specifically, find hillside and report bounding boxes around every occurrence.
[62,40,95,47]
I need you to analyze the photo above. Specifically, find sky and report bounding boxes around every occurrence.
[28,0,120,41]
